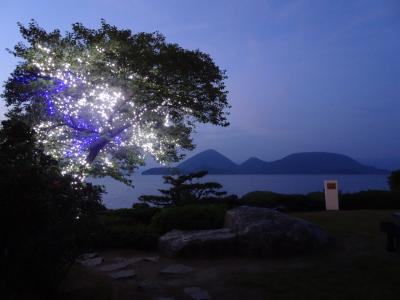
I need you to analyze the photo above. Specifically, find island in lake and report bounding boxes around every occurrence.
[142,149,388,175]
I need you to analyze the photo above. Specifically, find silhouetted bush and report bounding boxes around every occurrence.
[240,191,324,211]
[0,119,104,299]
[99,205,161,226]
[239,190,400,211]
[307,192,325,202]
[340,190,400,210]
[91,205,161,250]
[93,223,159,250]
[151,204,227,234]
[388,170,400,192]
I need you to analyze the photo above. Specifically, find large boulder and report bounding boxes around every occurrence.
[225,206,332,256]
[158,206,332,257]
[159,228,237,257]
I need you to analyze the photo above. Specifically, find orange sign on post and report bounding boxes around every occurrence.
[327,182,336,190]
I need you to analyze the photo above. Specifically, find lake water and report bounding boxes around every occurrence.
[89,174,389,209]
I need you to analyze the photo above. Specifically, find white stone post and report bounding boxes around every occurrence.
[324,180,339,210]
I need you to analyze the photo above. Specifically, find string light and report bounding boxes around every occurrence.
[29,44,175,181]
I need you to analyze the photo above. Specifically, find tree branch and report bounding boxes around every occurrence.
[86,123,132,163]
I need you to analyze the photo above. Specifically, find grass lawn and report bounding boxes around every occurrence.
[60,210,400,300]
[227,210,400,300]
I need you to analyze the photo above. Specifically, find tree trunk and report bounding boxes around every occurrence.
[86,137,110,163]
[86,124,131,163]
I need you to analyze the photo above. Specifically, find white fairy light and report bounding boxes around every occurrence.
[30,44,176,181]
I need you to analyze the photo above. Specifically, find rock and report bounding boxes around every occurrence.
[79,256,103,267]
[158,206,332,258]
[97,260,134,272]
[159,228,236,257]
[109,269,137,279]
[225,206,332,256]
[160,264,194,275]
[183,287,211,300]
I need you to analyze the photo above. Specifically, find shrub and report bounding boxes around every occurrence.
[240,191,283,208]
[151,204,227,234]
[388,170,400,192]
[240,190,400,211]
[93,223,159,250]
[240,191,324,211]
[340,190,400,210]
[307,192,325,202]
[98,205,161,226]
[92,205,161,250]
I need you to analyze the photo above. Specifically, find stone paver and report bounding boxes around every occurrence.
[143,256,160,263]
[137,279,162,292]
[109,269,137,279]
[78,252,99,260]
[183,287,211,300]
[97,260,132,272]
[79,256,103,267]
[160,264,194,275]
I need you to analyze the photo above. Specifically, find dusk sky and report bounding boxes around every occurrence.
[1,0,399,169]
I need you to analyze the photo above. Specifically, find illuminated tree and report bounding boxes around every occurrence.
[3,21,229,184]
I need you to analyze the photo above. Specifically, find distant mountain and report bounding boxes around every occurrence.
[255,152,387,174]
[177,149,238,174]
[240,157,270,174]
[142,149,389,175]
[142,149,238,175]
[141,167,181,175]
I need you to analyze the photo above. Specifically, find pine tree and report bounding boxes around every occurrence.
[139,170,230,206]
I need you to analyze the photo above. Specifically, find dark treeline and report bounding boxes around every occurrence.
[0,119,105,299]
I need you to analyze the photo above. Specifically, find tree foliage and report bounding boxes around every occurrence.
[3,20,230,184]
[0,119,104,298]
[388,170,400,192]
[139,170,230,206]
